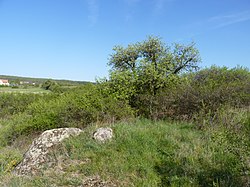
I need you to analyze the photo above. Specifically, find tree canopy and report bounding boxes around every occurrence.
[109,36,200,74]
[107,36,201,96]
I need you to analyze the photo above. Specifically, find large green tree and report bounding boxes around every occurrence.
[108,36,201,96]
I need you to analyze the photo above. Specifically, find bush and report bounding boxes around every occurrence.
[189,66,249,107]
[41,80,63,93]
[134,66,250,120]
[0,93,54,119]
[0,84,134,146]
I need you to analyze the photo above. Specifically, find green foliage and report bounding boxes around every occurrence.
[107,36,249,122]
[0,37,249,186]
[196,107,250,186]
[0,85,9,88]
[55,84,134,127]
[108,36,201,97]
[105,36,202,118]
[176,66,249,117]
[0,84,134,146]
[0,119,249,186]
[0,117,250,187]
[171,42,200,74]
[41,80,61,92]
[0,147,22,174]
[0,93,52,119]
[98,71,138,101]
[109,36,201,75]
[135,66,250,120]
[0,74,89,86]
[60,119,249,186]
[192,66,249,103]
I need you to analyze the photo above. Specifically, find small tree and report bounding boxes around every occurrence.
[41,80,61,92]
[105,36,201,117]
[108,36,201,96]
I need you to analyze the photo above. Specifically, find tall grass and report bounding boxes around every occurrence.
[1,119,248,186]
[57,119,249,186]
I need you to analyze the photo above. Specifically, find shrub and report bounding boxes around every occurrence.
[135,66,250,120]
[0,84,134,145]
[189,66,249,107]
[41,80,63,93]
[0,93,54,119]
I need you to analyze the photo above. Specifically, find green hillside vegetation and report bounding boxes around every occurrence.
[0,87,50,94]
[0,75,91,93]
[0,36,249,186]
[0,75,90,86]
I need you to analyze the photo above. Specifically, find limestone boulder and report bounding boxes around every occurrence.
[14,127,83,175]
[82,175,117,187]
[93,127,113,142]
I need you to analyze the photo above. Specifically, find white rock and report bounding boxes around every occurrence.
[14,128,82,175]
[93,127,113,142]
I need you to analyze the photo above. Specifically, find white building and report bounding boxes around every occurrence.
[0,79,10,86]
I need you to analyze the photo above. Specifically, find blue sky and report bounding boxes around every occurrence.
[0,0,249,81]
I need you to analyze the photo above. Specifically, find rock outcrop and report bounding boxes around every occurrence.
[14,128,83,175]
[82,175,117,187]
[93,127,113,142]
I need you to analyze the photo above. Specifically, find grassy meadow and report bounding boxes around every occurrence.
[0,87,50,94]
[0,118,249,186]
[0,65,249,186]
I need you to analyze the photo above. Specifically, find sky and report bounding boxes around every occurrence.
[0,0,249,81]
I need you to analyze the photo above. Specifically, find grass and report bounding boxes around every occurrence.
[0,87,50,93]
[1,119,248,186]
[0,87,50,94]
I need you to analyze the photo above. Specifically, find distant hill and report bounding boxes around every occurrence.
[0,75,91,86]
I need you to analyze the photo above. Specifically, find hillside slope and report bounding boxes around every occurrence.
[0,75,91,86]
[0,119,249,186]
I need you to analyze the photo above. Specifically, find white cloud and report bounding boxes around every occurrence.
[153,0,175,15]
[86,0,99,26]
[183,10,250,39]
[122,0,175,23]
[209,11,250,29]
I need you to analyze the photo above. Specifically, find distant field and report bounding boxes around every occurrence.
[0,74,90,86]
[0,87,50,93]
